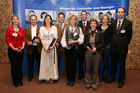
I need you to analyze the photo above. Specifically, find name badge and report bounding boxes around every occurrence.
[121,30,126,33]
[13,33,18,37]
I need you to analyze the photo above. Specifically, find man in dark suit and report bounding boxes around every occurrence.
[55,12,68,74]
[24,15,42,81]
[110,7,132,88]
[78,11,91,80]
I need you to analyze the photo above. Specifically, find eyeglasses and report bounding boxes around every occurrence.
[117,11,125,13]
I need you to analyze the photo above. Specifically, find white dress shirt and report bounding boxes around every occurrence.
[59,22,64,30]
[82,20,87,27]
[117,18,124,29]
[61,26,84,48]
[31,25,37,46]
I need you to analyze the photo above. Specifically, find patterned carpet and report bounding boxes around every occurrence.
[0,64,140,93]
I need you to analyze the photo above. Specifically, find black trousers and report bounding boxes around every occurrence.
[8,48,24,85]
[27,46,41,79]
[101,48,110,82]
[65,47,79,82]
[78,44,85,78]
[111,43,128,82]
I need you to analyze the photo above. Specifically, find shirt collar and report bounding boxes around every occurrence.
[118,18,124,22]
[31,24,37,28]
[59,22,64,24]
[82,20,87,25]
[59,22,64,27]
[70,26,76,32]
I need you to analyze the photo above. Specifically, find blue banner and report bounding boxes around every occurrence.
[13,0,129,28]
[13,0,129,76]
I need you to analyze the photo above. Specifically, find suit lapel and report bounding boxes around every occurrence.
[120,19,126,30]
[57,23,61,35]
[62,23,67,33]
[36,25,40,38]
[115,19,117,29]
[86,21,89,29]
[80,21,83,28]
[29,26,32,40]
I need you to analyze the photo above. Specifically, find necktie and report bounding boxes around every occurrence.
[83,22,86,33]
[60,23,63,32]
[117,20,121,30]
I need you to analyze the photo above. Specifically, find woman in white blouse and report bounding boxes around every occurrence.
[61,14,84,87]
[39,15,58,84]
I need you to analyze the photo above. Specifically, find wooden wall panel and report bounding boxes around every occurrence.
[0,0,13,63]
[126,0,140,69]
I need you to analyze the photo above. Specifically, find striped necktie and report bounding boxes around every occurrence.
[117,20,121,30]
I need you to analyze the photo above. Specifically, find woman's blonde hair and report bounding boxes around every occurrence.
[68,14,78,27]
[100,14,110,24]
[11,15,20,26]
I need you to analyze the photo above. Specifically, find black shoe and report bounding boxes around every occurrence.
[118,82,124,88]
[28,77,32,81]
[18,82,23,86]
[66,81,70,86]
[70,82,74,87]
[13,83,18,88]
[85,84,91,89]
[106,77,111,84]
[40,80,46,84]
[78,76,83,80]
[108,78,115,83]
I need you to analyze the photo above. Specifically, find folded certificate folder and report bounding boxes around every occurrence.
[32,36,36,42]
[86,42,93,49]
[48,38,56,50]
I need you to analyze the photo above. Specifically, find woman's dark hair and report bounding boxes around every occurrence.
[44,15,53,27]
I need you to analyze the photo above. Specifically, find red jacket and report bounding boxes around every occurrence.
[6,26,25,48]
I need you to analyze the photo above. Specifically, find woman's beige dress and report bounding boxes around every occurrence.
[39,26,58,81]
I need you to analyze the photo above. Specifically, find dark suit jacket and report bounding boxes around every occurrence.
[24,25,42,54]
[78,21,91,35]
[111,18,132,48]
[97,24,112,48]
[84,29,104,52]
[56,23,68,43]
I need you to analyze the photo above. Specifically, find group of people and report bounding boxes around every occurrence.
[6,7,132,90]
